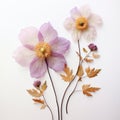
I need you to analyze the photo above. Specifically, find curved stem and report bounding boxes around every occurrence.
[65,50,92,113]
[43,95,54,120]
[45,59,60,120]
[60,40,81,120]
[66,80,79,113]
[81,51,91,63]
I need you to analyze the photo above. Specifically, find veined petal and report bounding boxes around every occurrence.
[89,13,103,27]
[13,46,36,67]
[39,23,58,42]
[64,17,75,31]
[19,27,39,47]
[47,53,66,72]
[83,26,97,41]
[49,37,70,54]
[30,57,46,78]
[79,5,91,18]
[38,31,44,42]
[71,7,81,19]
[71,30,82,41]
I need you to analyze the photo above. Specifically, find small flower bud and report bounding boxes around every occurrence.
[88,43,98,51]
[33,80,41,88]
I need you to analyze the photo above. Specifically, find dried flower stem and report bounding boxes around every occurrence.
[65,51,92,113]
[45,59,60,120]
[66,80,79,113]
[43,95,54,120]
[82,51,91,62]
[60,40,81,120]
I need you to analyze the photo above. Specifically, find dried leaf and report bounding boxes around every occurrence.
[82,84,100,96]
[77,65,84,78]
[41,81,47,92]
[27,89,42,97]
[85,67,101,78]
[92,53,100,59]
[41,104,47,109]
[83,48,88,53]
[60,65,74,82]
[84,58,94,63]
[76,51,82,60]
[33,98,44,104]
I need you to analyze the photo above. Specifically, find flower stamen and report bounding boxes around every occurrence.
[75,17,88,30]
[35,42,51,58]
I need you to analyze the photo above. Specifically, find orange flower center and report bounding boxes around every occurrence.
[75,17,88,30]
[35,42,51,58]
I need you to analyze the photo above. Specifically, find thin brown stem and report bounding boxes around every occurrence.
[65,51,92,113]
[66,80,79,113]
[60,40,81,120]
[45,59,60,120]
[43,95,54,120]
[81,51,91,63]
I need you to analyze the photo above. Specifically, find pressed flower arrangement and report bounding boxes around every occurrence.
[13,5,102,120]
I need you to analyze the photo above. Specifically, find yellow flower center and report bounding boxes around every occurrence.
[35,42,51,58]
[75,17,88,30]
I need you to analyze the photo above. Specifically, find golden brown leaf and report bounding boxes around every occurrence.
[27,89,42,97]
[77,65,84,78]
[84,58,94,63]
[41,104,47,109]
[85,67,101,78]
[60,65,74,82]
[33,98,44,104]
[83,48,88,53]
[41,81,47,92]
[82,84,100,96]
[92,53,100,59]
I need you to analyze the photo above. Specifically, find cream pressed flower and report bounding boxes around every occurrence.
[64,5,102,41]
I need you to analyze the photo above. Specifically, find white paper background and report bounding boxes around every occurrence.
[0,0,120,120]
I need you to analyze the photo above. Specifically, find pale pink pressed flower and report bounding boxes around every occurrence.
[13,23,70,78]
[64,5,102,41]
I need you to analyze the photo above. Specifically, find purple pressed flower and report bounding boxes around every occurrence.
[64,5,102,41]
[13,23,70,78]
[88,43,98,51]
[33,80,41,88]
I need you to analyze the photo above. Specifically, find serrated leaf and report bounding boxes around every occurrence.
[92,53,100,59]
[60,65,74,82]
[27,89,42,97]
[33,98,44,104]
[41,81,47,92]
[82,84,100,96]
[83,48,88,53]
[84,58,94,63]
[77,65,84,78]
[85,67,101,78]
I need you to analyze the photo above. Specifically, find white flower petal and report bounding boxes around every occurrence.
[64,17,75,31]
[71,30,82,41]
[13,46,36,67]
[71,7,81,19]
[89,13,103,27]
[19,27,39,47]
[79,5,91,18]
[83,26,97,41]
